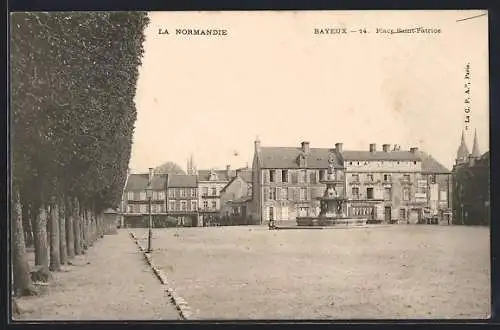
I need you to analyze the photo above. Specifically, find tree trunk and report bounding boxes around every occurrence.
[81,207,88,250]
[30,202,42,265]
[65,197,75,259]
[12,191,37,296]
[34,203,49,276]
[22,202,33,248]
[59,198,67,265]
[49,198,61,271]
[73,199,82,255]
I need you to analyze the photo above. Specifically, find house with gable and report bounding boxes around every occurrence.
[219,167,253,224]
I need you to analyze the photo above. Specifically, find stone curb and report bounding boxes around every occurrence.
[129,232,194,320]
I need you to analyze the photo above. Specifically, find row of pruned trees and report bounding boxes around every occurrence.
[11,12,150,297]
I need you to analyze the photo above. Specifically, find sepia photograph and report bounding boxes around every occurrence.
[10,10,490,320]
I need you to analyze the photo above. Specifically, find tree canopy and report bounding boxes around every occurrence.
[154,162,186,175]
[11,12,150,210]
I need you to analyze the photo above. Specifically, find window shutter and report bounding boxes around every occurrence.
[276,170,281,183]
[262,170,269,184]
[307,188,312,201]
[264,187,269,201]
[310,171,316,184]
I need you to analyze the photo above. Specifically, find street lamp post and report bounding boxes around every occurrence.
[145,183,153,253]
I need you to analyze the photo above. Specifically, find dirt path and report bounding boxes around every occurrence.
[15,230,180,321]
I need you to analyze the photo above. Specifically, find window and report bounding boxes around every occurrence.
[366,188,374,200]
[429,175,437,184]
[140,204,148,213]
[191,200,197,211]
[319,170,325,181]
[270,170,275,182]
[152,191,157,200]
[300,188,307,201]
[352,174,359,182]
[352,187,360,199]
[127,191,134,200]
[181,201,187,211]
[191,189,196,197]
[383,174,391,182]
[384,187,392,200]
[158,191,165,200]
[403,174,410,181]
[211,187,217,196]
[281,206,289,220]
[127,204,134,213]
[175,201,180,211]
[413,161,417,165]
[298,170,307,183]
[282,170,288,182]
[169,201,175,211]
[367,174,374,182]
[180,189,187,197]
[168,189,175,198]
[349,161,353,165]
[282,188,288,200]
[403,187,410,201]
[202,187,208,196]
[269,188,277,200]
[139,191,146,200]
[212,201,217,209]
[203,200,208,209]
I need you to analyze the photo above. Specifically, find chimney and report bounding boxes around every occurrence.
[335,142,343,153]
[382,144,390,152]
[301,141,310,154]
[148,167,154,184]
[369,143,376,153]
[410,147,419,154]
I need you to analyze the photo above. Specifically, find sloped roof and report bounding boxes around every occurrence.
[168,174,197,187]
[125,174,167,191]
[417,152,450,174]
[197,169,232,181]
[342,150,420,161]
[259,147,343,169]
[220,170,253,193]
[227,196,252,204]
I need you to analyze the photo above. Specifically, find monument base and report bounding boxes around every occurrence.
[296,217,368,227]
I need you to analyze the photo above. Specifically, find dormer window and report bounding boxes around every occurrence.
[298,153,307,167]
[209,171,218,181]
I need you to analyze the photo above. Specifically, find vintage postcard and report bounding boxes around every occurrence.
[10,10,490,320]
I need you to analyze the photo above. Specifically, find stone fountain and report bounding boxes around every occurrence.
[296,151,367,227]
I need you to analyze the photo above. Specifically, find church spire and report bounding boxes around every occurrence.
[471,129,480,158]
[456,130,470,163]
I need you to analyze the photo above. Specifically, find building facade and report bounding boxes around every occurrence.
[197,166,235,226]
[250,139,452,225]
[121,168,168,228]
[166,174,199,226]
[452,130,490,225]
[219,168,253,224]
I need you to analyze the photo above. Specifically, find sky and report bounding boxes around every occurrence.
[129,10,489,173]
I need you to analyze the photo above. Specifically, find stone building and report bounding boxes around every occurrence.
[452,130,490,225]
[219,167,253,224]
[121,168,168,228]
[250,139,451,225]
[166,174,199,226]
[196,166,235,226]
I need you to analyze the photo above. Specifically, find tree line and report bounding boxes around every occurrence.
[11,12,149,299]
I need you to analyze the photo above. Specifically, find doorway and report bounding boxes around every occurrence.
[384,206,391,222]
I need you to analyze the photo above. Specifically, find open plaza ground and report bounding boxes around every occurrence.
[133,224,490,320]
